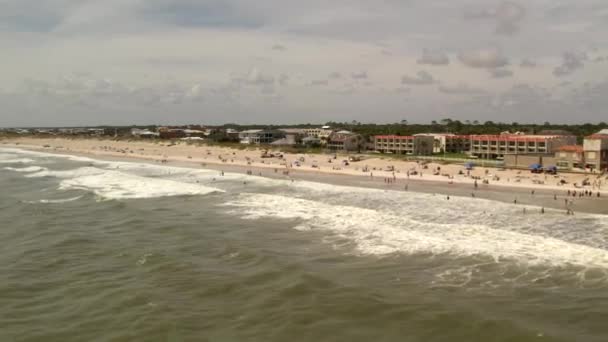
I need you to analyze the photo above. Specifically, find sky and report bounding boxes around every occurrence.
[1,0,608,127]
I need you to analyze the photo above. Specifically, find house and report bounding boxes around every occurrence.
[302,126,334,144]
[583,129,608,171]
[158,127,186,139]
[131,128,159,138]
[326,130,364,152]
[301,136,322,147]
[555,145,585,170]
[238,129,284,145]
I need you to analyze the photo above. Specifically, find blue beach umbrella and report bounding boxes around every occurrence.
[464,162,474,170]
[529,163,542,170]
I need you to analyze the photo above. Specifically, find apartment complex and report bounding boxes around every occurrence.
[414,133,471,154]
[373,135,435,155]
[373,133,577,159]
[583,129,608,171]
[469,134,576,159]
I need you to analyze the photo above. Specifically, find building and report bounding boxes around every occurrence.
[302,126,334,144]
[131,128,159,138]
[238,129,284,145]
[373,135,435,155]
[414,133,470,154]
[469,134,577,159]
[583,129,608,171]
[555,145,585,170]
[327,130,364,152]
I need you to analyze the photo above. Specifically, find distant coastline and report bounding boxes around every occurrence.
[2,136,607,215]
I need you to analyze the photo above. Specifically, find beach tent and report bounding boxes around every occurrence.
[529,163,542,170]
[545,165,558,174]
[464,162,474,170]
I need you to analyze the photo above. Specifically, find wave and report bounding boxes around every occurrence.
[58,168,225,200]
[25,167,106,179]
[0,158,35,164]
[224,193,608,268]
[3,166,47,173]
[23,196,84,204]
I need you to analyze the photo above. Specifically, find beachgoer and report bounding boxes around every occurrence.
[541,207,545,214]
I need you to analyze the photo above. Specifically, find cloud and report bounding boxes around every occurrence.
[489,68,514,79]
[278,73,289,86]
[271,44,287,51]
[594,56,608,63]
[459,48,509,68]
[310,79,329,86]
[246,68,275,85]
[139,1,266,29]
[463,1,526,36]
[520,58,537,68]
[351,71,368,80]
[553,51,587,77]
[417,49,450,65]
[329,72,342,79]
[439,83,486,95]
[401,71,436,85]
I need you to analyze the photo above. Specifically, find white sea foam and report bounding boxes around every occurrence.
[0,158,35,164]
[24,196,84,204]
[3,166,47,173]
[58,168,224,199]
[26,167,106,179]
[225,193,608,268]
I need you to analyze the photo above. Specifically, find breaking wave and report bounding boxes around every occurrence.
[3,166,47,173]
[58,168,224,200]
[225,193,608,268]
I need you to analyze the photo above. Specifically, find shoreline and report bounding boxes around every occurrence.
[2,137,607,215]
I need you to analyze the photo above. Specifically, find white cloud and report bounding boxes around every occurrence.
[459,47,509,68]
[417,49,450,65]
[401,71,436,85]
[1,0,608,125]
[553,51,587,77]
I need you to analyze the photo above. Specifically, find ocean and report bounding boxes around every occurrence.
[2,147,608,342]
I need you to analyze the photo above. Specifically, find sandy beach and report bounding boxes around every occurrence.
[2,136,607,214]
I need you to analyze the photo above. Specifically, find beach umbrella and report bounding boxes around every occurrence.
[464,162,474,170]
[529,163,542,170]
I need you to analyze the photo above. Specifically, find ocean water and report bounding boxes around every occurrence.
[2,147,608,342]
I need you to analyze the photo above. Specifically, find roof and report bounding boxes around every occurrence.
[587,129,608,139]
[469,134,572,142]
[240,129,262,134]
[558,145,584,153]
[278,128,305,134]
[375,135,414,140]
[335,130,353,134]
